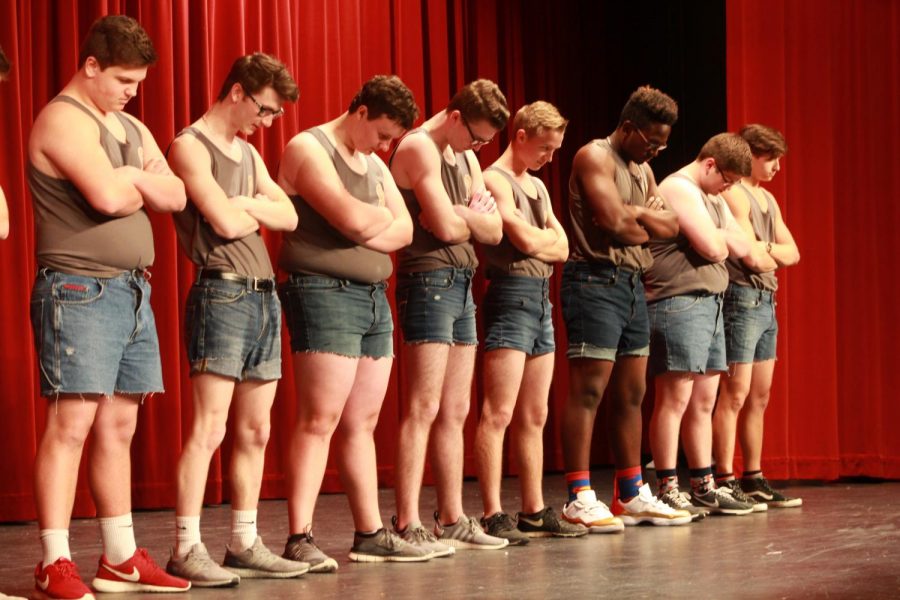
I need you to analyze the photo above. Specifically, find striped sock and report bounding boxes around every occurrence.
[616,466,643,502]
[689,467,714,494]
[565,471,592,502]
[656,468,679,494]
[714,472,734,485]
[742,470,763,479]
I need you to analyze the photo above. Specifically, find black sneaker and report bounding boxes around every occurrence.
[720,480,767,512]
[690,486,753,516]
[741,476,803,508]
[516,507,589,538]
[348,528,431,563]
[481,512,529,546]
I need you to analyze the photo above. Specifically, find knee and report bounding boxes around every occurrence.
[657,394,690,418]
[747,390,771,412]
[616,384,647,411]
[436,398,470,428]
[237,419,271,450]
[717,391,746,414]
[517,404,548,430]
[45,417,93,450]
[405,396,442,427]
[191,420,228,453]
[571,382,605,410]
[297,410,341,439]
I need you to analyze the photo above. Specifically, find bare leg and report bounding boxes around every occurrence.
[681,373,722,469]
[394,343,450,530]
[285,353,358,534]
[334,356,393,532]
[432,344,476,525]
[511,353,554,514]
[475,349,526,517]
[738,360,775,472]
[561,358,613,472]
[713,363,752,474]
[229,380,278,510]
[606,356,648,470]
[88,395,140,518]
[649,372,694,471]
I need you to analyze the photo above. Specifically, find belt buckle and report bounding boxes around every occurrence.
[251,277,271,292]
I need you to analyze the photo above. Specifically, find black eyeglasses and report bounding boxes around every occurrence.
[246,93,284,119]
[633,126,667,152]
[715,165,741,187]
[462,117,494,147]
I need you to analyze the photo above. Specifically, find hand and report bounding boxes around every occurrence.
[254,193,272,202]
[645,195,666,211]
[418,210,433,233]
[143,157,172,176]
[468,188,497,214]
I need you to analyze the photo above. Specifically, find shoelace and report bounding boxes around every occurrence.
[756,477,778,496]
[54,559,79,579]
[662,488,692,509]
[406,524,435,544]
[485,513,515,531]
[726,482,752,503]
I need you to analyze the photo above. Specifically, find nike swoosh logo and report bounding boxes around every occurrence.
[519,517,543,527]
[38,575,50,590]
[103,564,141,582]
[237,521,256,525]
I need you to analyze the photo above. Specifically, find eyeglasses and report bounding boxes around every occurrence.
[715,165,741,187]
[633,126,667,152]
[246,93,284,119]
[462,117,494,147]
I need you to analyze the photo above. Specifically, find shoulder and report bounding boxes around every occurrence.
[392,131,440,171]
[572,140,614,176]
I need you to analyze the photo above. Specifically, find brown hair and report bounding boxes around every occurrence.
[0,45,10,79]
[619,85,678,129]
[698,133,752,176]
[348,75,419,130]
[217,53,299,102]
[739,123,788,158]
[512,101,568,137]
[447,79,509,130]
[78,15,157,69]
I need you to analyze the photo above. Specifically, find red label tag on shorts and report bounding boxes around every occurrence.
[62,284,88,292]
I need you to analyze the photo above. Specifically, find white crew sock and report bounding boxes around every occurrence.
[174,515,202,558]
[230,509,258,552]
[98,513,137,565]
[40,529,71,566]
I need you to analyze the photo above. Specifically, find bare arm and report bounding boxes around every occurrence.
[279,132,393,244]
[390,134,471,243]
[236,146,298,232]
[768,195,800,267]
[0,186,8,240]
[573,142,648,245]
[167,134,259,240]
[31,102,144,216]
[721,188,777,272]
[484,169,557,256]
[126,116,186,213]
[634,166,679,239]
[532,200,569,263]
[659,176,728,262]
[455,151,502,245]
[360,155,414,253]
[719,199,751,259]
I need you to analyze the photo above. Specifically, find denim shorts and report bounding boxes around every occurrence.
[30,269,164,397]
[723,283,778,363]
[483,275,555,355]
[561,261,650,361]
[396,268,477,345]
[279,274,393,359]
[185,278,282,381]
[647,293,726,376]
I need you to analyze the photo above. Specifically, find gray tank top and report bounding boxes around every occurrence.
[392,129,478,274]
[171,127,273,278]
[725,183,779,291]
[278,127,393,283]
[568,138,653,270]
[644,173,729,302]
[482,167,553,279]
[29,95,154,277]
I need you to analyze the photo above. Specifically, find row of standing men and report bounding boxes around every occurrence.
[10,16,801,600]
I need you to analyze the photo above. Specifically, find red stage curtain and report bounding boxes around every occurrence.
[726,0,900,479]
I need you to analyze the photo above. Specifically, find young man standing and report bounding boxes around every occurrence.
[645,133,758,517]
[713,124,802,508]
[560,87,691,530]
[474,101,588,543]
[166,53,307,587]
[28,15,189,599]
[278,75,429,567]
[389,80,508,551]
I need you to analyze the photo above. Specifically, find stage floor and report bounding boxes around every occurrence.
[1,472,897,599]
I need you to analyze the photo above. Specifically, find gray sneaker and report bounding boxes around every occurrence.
[392,516,455,558]
[720,479,767,512]
[658,487,709,521]
[282,530,338,573]
[481,512,529,546]
[348,528,431,563]
[166,543,239,588]
[690,486,754,515]
[516,506,589,538]
[434,513,509,550]
[224,536,309,579]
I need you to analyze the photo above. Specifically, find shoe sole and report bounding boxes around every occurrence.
[429,547,456,557]
[751,496,802,508]
[90,578,192,593]
[347,551,431,563]
[708,507,754,516]
[520,530,589,538]
[562,514,624,534]
[750,502,769,512]
[618,514,693,526]
[32,590,95,600]
[306,558,339,573]
[440,538,509,550]
[223,566,309,578]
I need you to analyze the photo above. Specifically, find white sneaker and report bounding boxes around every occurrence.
[612,484,692,526]
[561,490,624,533]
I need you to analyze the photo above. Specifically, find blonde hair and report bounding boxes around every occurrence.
[512,101,568,137]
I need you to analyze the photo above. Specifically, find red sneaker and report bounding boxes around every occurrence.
[91,547,190,593]
[33,558,95,600]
